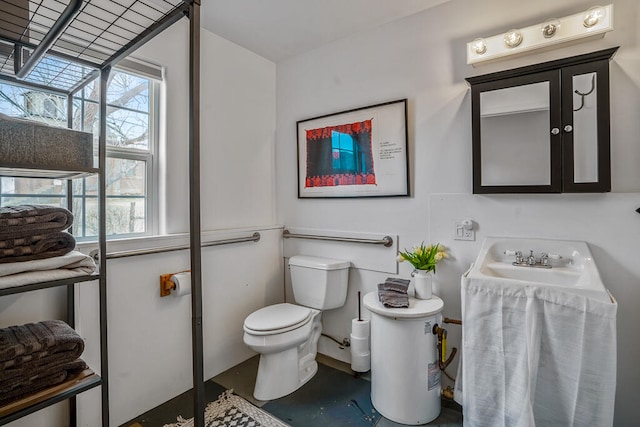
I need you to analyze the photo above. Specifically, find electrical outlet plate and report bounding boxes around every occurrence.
[454,220,475,241]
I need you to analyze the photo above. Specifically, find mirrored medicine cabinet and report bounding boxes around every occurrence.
[466,47,618,194]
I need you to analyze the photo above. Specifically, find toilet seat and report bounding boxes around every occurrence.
[244,303,312,335]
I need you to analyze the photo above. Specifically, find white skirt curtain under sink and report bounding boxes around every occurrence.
[456,272,617,427]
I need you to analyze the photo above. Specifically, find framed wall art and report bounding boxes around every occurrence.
[296,99,409,198]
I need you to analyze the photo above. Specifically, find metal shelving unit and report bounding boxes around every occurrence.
[0,368,102,424]
[0,1,203,425]
[0,166,98,179]
[0,166,106,425]
[0,273,99,297]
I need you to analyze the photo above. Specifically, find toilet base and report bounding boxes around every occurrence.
[245,308,323,401]
[253,347,318,400]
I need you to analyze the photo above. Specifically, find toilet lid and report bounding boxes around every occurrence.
[244,303,312,332]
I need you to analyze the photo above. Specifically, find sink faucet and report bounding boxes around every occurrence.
[504,249,558,268]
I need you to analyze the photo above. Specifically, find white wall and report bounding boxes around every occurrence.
[4,19,279,427]
[90,21,278,427]
[150,21,277,233]
[275,0,640,425]
[76,227,283,427]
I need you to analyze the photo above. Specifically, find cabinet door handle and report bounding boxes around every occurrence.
[551,127,560,135]
[564,124,573,133]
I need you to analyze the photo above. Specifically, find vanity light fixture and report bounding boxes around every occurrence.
[467,4,613,66]
[503,29,523,48]
[471,38,487,55]
[541,19,560,38]
[583,5,606,27]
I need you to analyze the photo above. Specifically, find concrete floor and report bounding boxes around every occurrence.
[124,354,463,427]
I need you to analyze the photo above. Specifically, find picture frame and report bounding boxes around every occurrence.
[296,99,409,198]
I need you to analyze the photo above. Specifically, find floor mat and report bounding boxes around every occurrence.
[123,380,227,426]
[163,389,291,427]
[262,364,379,427]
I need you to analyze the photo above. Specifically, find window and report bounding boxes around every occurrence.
[331,131,357,173]
[0,66,160,239]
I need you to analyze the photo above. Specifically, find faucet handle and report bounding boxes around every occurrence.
[505,249,524,264]
[540,252,550,266]
[540,252,561,267]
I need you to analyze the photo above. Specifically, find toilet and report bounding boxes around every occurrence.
[243,255,350,400]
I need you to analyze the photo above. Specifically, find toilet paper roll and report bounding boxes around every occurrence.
[170,272,192,297]
[351,318,370,338]
[351,351,371,373]
[350,334,370,354]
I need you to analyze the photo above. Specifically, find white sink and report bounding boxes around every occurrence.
[467,237,611,302]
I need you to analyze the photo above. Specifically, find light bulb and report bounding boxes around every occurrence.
[503,29,523,48]
[471,38,487,55]
[583,6,605,28]
[541,19,560,38]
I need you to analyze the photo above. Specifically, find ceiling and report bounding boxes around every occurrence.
[200,0,451,63]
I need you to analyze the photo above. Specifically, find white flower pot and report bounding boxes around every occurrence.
[411,270,433,300]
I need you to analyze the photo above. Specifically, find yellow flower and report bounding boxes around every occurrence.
[398,242,449,273]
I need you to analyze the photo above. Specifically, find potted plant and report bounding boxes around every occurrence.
[398,242,448,299]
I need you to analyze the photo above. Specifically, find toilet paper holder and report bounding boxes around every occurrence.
[160,270,190,297]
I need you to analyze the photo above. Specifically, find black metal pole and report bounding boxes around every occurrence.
[15,0,83,79]
[188,1,204,426]
[66,92,75,326]
[66,92,75,223]
[66,91,77,427]
[98,66,110,427]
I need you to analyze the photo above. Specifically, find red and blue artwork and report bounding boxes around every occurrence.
[304,119,376,188]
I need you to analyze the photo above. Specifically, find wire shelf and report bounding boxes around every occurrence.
[0,1,197,425]
[0,0,186,92]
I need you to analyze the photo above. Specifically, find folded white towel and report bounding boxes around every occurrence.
[0,251,96,288]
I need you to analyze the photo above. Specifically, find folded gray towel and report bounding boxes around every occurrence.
[385,277,411,286]
[0,358,87,405]
[0,205,73,240]
[378,289,409,308]
[0,340,86,381]
[378,277,410,293]
[377,282,408,294]
[0,232,75,264]
[0,320,84,365]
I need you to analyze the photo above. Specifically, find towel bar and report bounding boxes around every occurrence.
[90,232,260,262]
[282,229,393,247]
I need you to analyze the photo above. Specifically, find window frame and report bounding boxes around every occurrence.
[0,64,161,240]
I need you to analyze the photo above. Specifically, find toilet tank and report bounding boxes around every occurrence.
[288,255,350,310]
